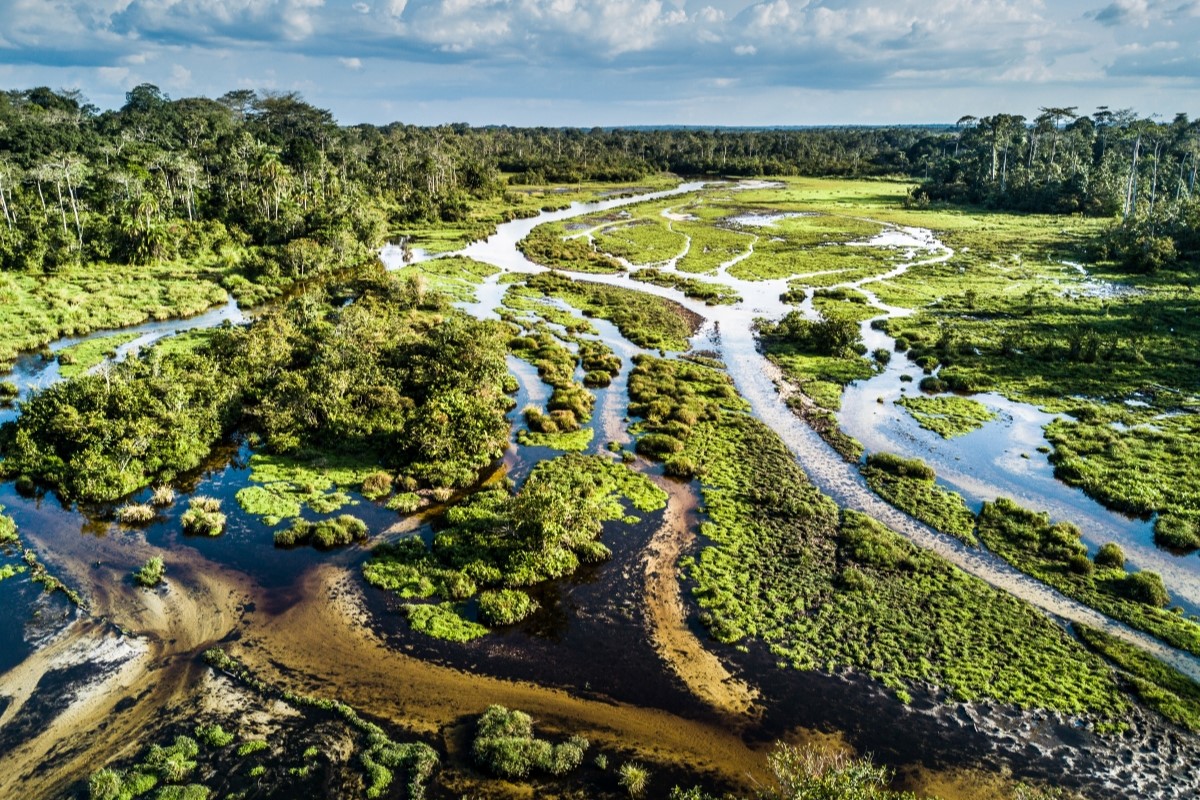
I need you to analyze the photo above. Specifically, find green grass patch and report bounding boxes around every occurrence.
[236,454,374,526]
[862,453,977,544]
[55,333,141,378]
[896,395,997,438]
[1076,624,1200,732]
[977,498,1200,656]
[630,355,1126,716]
[516,427,594,452]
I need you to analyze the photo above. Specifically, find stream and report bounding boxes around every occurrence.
[2,180,1200,798]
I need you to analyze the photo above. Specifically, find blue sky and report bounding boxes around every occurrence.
[0,0,1197,125]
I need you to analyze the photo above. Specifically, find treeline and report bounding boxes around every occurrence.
[0,84,937,279]
[910,107,1200,271]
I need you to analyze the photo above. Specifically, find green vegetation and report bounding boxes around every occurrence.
[236,454,376,526]
[631,356,1125,714]
[516,427,594,452]
[618,762,651,798]
[363,454,665,639]
[630,268,740,305]
[55,333,141,378]
[273,514,368,549]
[519,272,700,351]
[116,503,156,525]
[977,498,1200,655]
[861,453,977,544]
[895,395,997,439]
[0,563,26,581]
[181,496,226,537]
[478,589,540,626]
[471,705,589,779]
[1,272,512,502]
[593,219,686,265]
[0,504,17,543]
[1076,625,1200,732]
[133,556,165,588]
[519,223,625,274]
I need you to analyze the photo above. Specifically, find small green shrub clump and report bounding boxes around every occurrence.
[361,471,394,501]
[478,589,540,626]
[181,496,226,537]
[1153,514,1200,551]
[116,503,156,525]
[1,505,19,544]
[1095,542,1125,569]
[195,724,235,748]
[618,761,651,797]
[133,557,165,588]
[472,705,589,779]
[150,485,176,507]
[274,514,368,549]
[1124,571,1170,608]
[387,492,423,514]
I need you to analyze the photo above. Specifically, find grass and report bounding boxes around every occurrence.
[472,705,588,779]
[520,272,700,351]
[133,556,165,588]
[895,394,998,438]
[236,453,374,526]
[630,268,740,305]
[0,260,229,363]
[55,332,141,378]
[516,427,594,452]
[593,219,687,265]
[273,514,369,549]
[391,256,498,303]
[977,498,1200,656]
[1075,624,1200,732]
[861,453,978,544]
[363,453,665,640]
[629,355,1127,716]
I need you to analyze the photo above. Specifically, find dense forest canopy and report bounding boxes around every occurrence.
[0,85,1196,278]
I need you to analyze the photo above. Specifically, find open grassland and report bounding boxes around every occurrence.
[628,356,1128,716]
[0,263,228,364]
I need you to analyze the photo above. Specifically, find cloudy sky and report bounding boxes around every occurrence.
[0,0,1197,126]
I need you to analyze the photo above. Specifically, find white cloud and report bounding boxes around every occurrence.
[733,44,756,55]
[339,56,364,69]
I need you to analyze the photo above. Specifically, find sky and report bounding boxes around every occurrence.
[0,0,1197,126]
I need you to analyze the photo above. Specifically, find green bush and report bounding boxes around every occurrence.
[361,471,394,501]
[478,589,539,626]
[133,557,165,588]
[865,452,936,481]
[195,724,235,748]
[387,492,422,514]
[1095,542,1125,569]
[274,514,368,549]
[181,497,226,537]
[1068,553,1095,576]
[116,503,156,524]
[618,762,651,797]
[635,433,683,458]
[1125,571,1170,607]
[472,705,588,780]
[1154,514,1200,551]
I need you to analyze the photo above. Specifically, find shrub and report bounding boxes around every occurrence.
[361,471,394,501]
[116,503,155,524]
[635,433,683,458]
[583,370,612,387]
[664,456,702,479]
[918,376,947,393]
[88,768,122,800]
[181,502,226,537]
[1095,542,1125,569]
[274,514,368,549]
[865,452,935,481]
[618,762,651,797]
[1124,571,1170,607]
[195,723,235,748]
[1067,553,1095,576]
[387,492,422,514]
[479,589,539,626]
[1154,514,1200,551]
[472,705,587,779]
[150,485,176,507]
[133,557,165,588]
[0,380,18,400]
